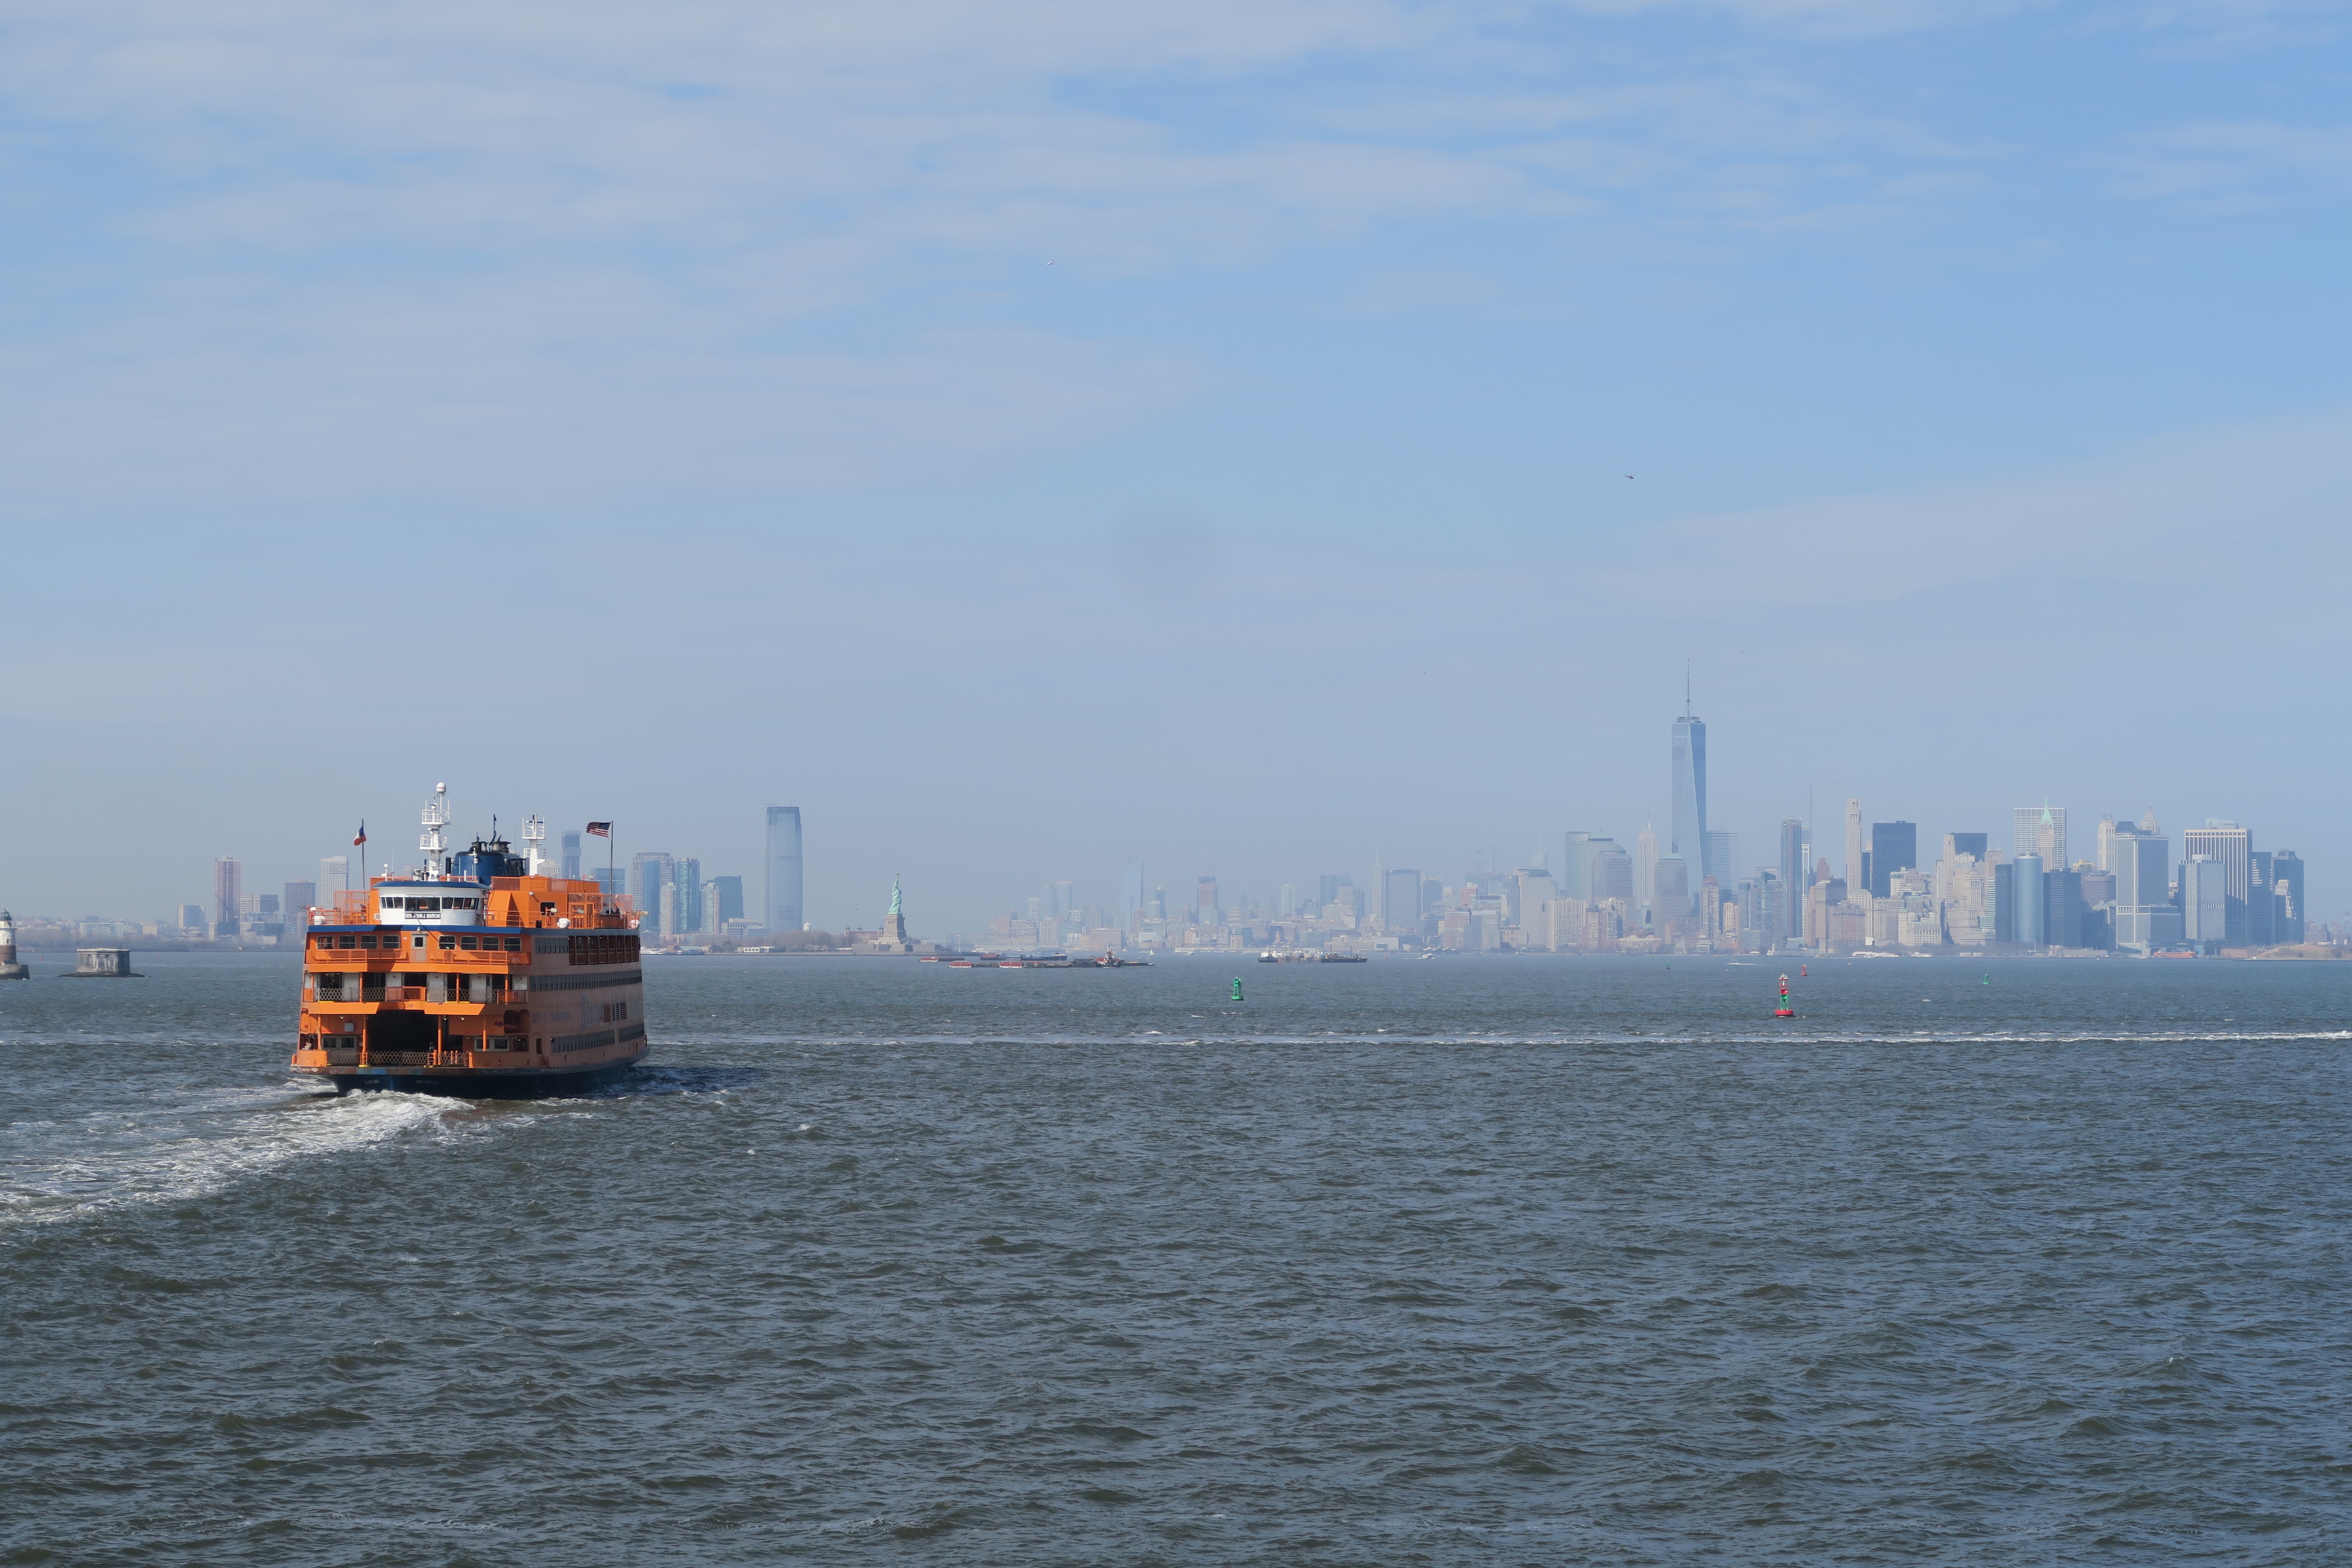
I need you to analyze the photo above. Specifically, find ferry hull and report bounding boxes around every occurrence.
[309,1047,650,1099]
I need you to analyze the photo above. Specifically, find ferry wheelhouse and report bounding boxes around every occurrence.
[291,787,647,1096]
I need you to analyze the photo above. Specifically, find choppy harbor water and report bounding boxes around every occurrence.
[6,951,2352,1565]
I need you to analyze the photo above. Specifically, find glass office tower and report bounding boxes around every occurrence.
[766,806,804,934]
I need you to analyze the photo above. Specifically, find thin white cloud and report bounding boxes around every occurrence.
[2109,119,2352,206]
[1583,405,2352,609]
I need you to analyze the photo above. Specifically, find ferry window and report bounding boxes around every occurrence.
[412,936,426,950]
[358,934,374,950]
[335,934,355,949]
[502,937,521,952]
[459,936,478,951]
[438,934,456,949]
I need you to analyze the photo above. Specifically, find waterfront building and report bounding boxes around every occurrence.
[1778,819,1805,940]
[674,858,703,934]
[765,807,804,934]
[1589,843,1634,906]
[631,852,674,923]
[1702,830,1736,897]
[1561,832,1590,900]
[2043,868,2085,949]
[2274,851,2306,943]
[1513,867,1554,948]
[2248,851,2275,945]
[711,875,744,925]
[283,881,316,928]
[214,857,242,938]
[2182,856,2228,950]
[1869,822,1916,899]
[2013,853,2045,946]
[1384,868,1423,936]
[2181,821,2254,943]
[1653,855,1691,929]
[1936,849,1999,948]
[1198,876,1221,926]
[2014,805,2068,871]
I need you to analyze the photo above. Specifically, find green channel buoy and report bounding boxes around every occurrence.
[1231,978,1244,1001]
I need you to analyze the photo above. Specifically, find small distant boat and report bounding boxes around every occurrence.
[1317,953,1368,964]
[948,960,973,968]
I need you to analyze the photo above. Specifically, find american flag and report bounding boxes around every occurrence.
[585,821,612,838]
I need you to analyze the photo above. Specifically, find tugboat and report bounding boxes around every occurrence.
[290,786,648,1096]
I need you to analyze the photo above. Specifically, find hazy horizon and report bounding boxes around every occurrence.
[4,1,2347,932]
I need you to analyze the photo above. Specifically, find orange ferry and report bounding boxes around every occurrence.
[290,786,648,1096]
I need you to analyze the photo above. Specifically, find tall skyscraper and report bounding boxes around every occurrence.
[1946,832,1988,861]
[214,857,242,938]
[674,858,702,934]
[2182,857,2228,949]
[1702,830,1736,894]
[765,806,803,933]
[1197,876,1221,925]
[630,851,675,921]
[319,855,349,898]
[1844,799,1864,891]
[1588,843,1634,905]
[2181,820,2253,942]
[1868,822,1916,898]
[2116,823,2164,907]
[1653,856,1691,923]
[561,830,582,880]
[1122,861,1145,933]
[711,875,744,925]
[2274,851,2306,943]
[1561,832,1590,901]
[2248,851,2275,946]
[2013,853,2045,946]
[1635,819,1658,909]
[1511,867,1552,935]
[2013,805,2067,871]
[1384,868,1424,934]
[1779,818,1805,939]
[1671,709,1707,869]
[283,881,317,929]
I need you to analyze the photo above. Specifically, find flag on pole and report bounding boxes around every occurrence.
[585,822,612,837]
[354,821,367,847]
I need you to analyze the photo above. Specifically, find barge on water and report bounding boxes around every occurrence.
[291,786,648,1097]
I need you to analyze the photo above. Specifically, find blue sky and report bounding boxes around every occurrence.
[3,0,2349,930]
